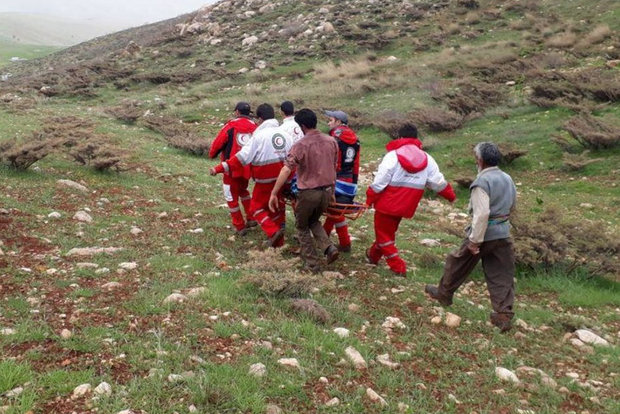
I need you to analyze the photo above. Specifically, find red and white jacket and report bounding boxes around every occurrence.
[209,116,257,179]
[281,116,304,143]
[214,119,294,184]
[366,138,455,218]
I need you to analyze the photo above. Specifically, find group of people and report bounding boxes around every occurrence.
[208,101,518,332]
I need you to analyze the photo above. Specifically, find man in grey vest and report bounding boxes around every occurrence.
[425,142,517,332]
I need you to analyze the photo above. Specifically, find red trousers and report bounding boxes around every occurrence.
[222,176,252,231]
[367,211,407,273]
[250,182,285,245]
[324,216,351,248]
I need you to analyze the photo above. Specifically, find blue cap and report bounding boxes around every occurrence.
[325,110,348,125]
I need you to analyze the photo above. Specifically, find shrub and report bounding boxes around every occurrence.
[545,32,577,48]
[290,299,331,324]
[106,100,143,124]
[498,142,528,164]
[166,132,212,156]
[70,139,125,172]
[562,114,620,150]
[561,151,603,171]
[411,107,464,132]
[0,135,53,170]
[576,24,612,48]
[442,79,505,116]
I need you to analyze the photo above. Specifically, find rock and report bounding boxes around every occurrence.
[345,346,367,369]
[515,319,529,329]
[73,211,93,223]
[187,287,207,298]
[322,22,335,33]
[448,393,462,404]
[255,60,267,69]
[575,329,610,347]
[398,402,410,412]
[333,327,350,338]
[115,410,133,414]
[366,388,388,407]
[325,397,340,407]
[48,212,62,219]
[377,353,400,369]
[516,366,557,388]
[1,328,16,335]
[163,293,188,304]
[242,35,259,46]
[431,316,442,324]
[318,7,329,13]
[72,383,92,398]
[249,363,266,377]
[60,329,72,339]
[188,405,198,413]
[348,303,360,312]
[5,387,23,398]
[94,382,112,396]
[445,312,462,328]
[579,203,594,209]
[130,227,143,235]
[167,374,186,383]
[119,262,138,270]
[290,298,330,323]
[102,282,122,290]
[266,405,283,414]
[420,238,440,247]
[66,247,123,257]
[506,81,516,86]
[495,367,520,384]
[58,179,89,193]
[382,316,406,330]
[319,377,328,383]
[278,358,300,369]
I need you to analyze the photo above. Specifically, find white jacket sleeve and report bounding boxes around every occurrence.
[370,151,397,194]
[235,135,259,165]
[424,154,448,193]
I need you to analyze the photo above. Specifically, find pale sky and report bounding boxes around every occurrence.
[0,0,217,27]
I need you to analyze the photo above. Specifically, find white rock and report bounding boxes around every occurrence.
[66,247,123,257]
[325,397,339,407]
[266,405,283,414]
[319,377,328,383]
[94,382,112,396]
[73,211,93,223]
[102,282,122,290]
[48,212,62,219]
[188,405,198,413]
[495,367,520,384]
[377,353,400,369]
[187,287,207,298]
[254,60,267,69]
[431,316,442,324]
[5,387,23,398]
[95,267,110,274]
[130,227,143,235]
[249,363,266,377]
[445,312,462,328]
[398,402,410,412]
[448,393,461,404]
[189,228,204,234]
[575,329,610,347]
[242,35,259,46]
[318,7,329,14]
[333,327,350,338]
[163,293,188,304]
[58,179,89,192]
[72,383,92,397]
[1,328,16,335]
[366,388,387,406]
[387,55,399,62]
[278,358,300,369]
[382,316,406,330]
[506,81,516,86]
[115,410,133,414]
[168,374,186,383]
[348,303,360,312]
[119,262,138,270]
[515,319,529,329]
[345,346,367,369]
[60,329,72,339]
[420,238,440,247]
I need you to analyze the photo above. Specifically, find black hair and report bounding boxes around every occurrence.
[398,123,418,139]
[474,142,501,166]
[256,103,275,121]
[294,108,317,129]
[280,101,294,116]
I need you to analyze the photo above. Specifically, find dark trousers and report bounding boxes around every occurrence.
[438,238,515,317]
[295,187,334,268]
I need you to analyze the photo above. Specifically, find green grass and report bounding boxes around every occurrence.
[0,39,60,68]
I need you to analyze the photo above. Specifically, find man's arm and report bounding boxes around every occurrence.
[365,152,394,206]
[209,125,231,159]
[425,155,456,202]
[268,166,292,212]
[468,186,490,254]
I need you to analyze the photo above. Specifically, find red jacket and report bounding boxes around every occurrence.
[209,116,257,179]
[366,138,455,218]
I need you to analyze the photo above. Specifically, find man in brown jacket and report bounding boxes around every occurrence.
[269,108,339,273]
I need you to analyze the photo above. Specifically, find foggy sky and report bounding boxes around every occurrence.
[0,0,217,27]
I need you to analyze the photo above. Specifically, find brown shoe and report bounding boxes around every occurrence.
[265,228,285,248]
[490,312,513,333]
[245,220,258,228]
[324,245,339,264]
[424,285,453,306]
[338,244,351,253]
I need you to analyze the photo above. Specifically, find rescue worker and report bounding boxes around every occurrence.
[280,101,304,143]
[365,123,456,276]
[323,110,360,253]
[211,104,294,247]
[209,102,257,235]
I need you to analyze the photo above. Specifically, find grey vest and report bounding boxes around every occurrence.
[469,167,516,241]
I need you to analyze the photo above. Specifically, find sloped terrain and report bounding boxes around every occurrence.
[0,0,619,413]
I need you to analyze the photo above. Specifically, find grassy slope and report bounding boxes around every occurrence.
[0,0,619,413]
[0,39,60,69]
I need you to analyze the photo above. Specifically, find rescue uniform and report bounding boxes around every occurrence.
[213,119,294,246]
[366,138,455,275]
[209,116,257,231]
[281,116,305,143]
[323,125,360,250]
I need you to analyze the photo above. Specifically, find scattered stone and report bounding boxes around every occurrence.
[398,402,410,412]
[60,329,72,339]
[348,303,360,312]
[579,203,594,209]
[290,298,330,323]
[189,228,204,233]
[187,287,207,298]
[515,319,529,329]
[48,212,62,219]
[5,387,23,398]
[345,346,367,369]
[102,282,122,290]
[66,247,124,257]
[73,211,93,223]
[249,363,266,377]
[574,329,610,347]
[382,316,406,330]
[94,382,112,396]
[115,410,133,414]
[242,35,259,46]
[167,374,186,383]
[188,405,198,413]
[495,367,520,384]
[130,227,143,235]
[119,262,138,270]
[72,383,92,398]
[95,267,110,274]
[420,238,440,247]
[266,405,283,414]
[58,179,89,192]
[325,397,339,407]
[516,366,557,388]
[444,312,462,328]
[377,353,400,369]
[278,358,300,369]
[366,388,387,407]
[1,328,16,335]
[506,81,516,86]
[163,293,188,304]
[319,377,328,384]
[448,393,462,404]
[431,316,442,324]
[333,327,350,338]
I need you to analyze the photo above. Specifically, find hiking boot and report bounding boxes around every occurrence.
[424,284,453,306]
[365,248,379,265]
[391,269,407,277]
[303,264,322,274]
[490,312,513,333]
[245,220,258,228]
[338,244,352,253]
[265,228,285,248]
[324,245,339,264]
[236,226,250,236]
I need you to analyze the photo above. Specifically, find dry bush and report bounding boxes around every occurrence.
[571,68,620,102]
[70,138,125,172]
[498,142,528,164]
[442,79,505,115]
[576,24,612,48]
[562,114,620,150]
[314,56,376,83]
[411,107,465,132]
[106,100,143,124]
[0,136,53,170]
[240,249,334,297]
[513,208,619,277]
[546,32,577,49]
[166,132,211,156]
[457,0,479,9]
[290,299,331,324]
[561,151,603,171]
[454,176,474,188]
[39,116,96,147]
[505,0,539,12]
